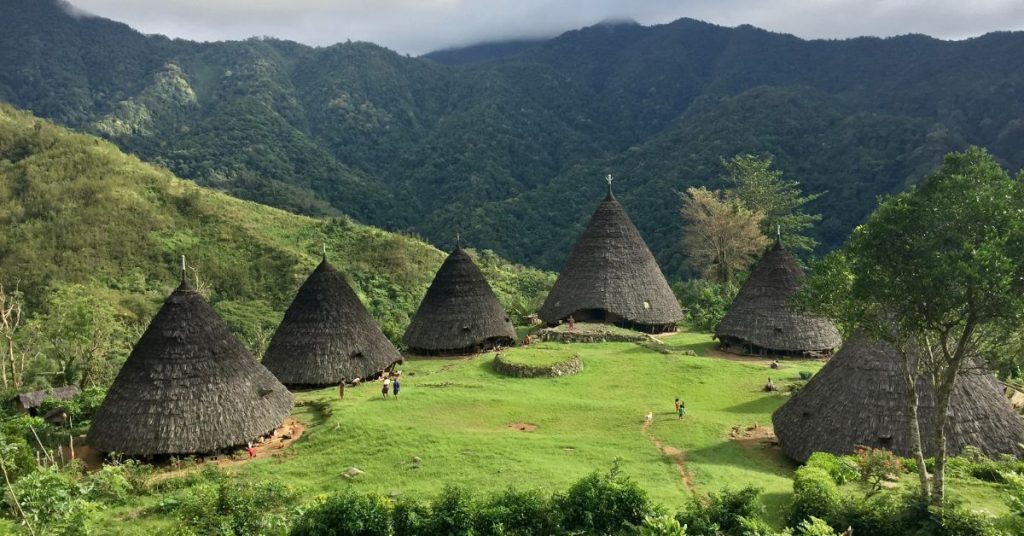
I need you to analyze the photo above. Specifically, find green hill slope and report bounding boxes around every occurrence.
[0,104,553,386]
[3,0,1024,274]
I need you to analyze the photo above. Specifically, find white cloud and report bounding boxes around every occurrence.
[67,0,1024,54]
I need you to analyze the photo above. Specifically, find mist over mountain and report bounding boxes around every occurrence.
[3,0,1023,277]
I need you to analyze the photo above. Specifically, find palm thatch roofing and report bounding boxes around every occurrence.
[262,258,402,386]
[403,248,516,355]
[772,330,1024,463]
[13,385,80,413]
[538,189,682,332]
[87,279,294,456]
[715,241,841,355]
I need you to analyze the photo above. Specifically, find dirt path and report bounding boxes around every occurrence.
[147,418,305,482]
[641,418,697,493]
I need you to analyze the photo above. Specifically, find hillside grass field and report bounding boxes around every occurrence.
[52,333,1016,533]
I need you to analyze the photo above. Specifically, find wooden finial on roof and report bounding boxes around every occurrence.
[456,231,461,250]
[322,242,327,262]
[606,174,614,195]
[180,255,186,283]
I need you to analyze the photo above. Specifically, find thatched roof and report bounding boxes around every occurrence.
[772,330,1024,462]
[13,385,80,411]
[538,190,682,330]
[403,248,516,354]
[715,241,841,354]
[88,280,294,456]
[263,258,402,386]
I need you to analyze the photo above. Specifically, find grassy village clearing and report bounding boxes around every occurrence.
[97,332,1010,531]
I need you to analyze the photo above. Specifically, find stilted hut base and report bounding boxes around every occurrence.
[407,336,514,357]
[556,309,677,334]
[718,337,834,359]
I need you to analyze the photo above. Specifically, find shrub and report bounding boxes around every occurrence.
[472,488,557,536]
[555,464,651,535]
[795,516,838,536]
[806,453,858,485]
[798,371,813,380]
[789,467,841,527]
[673,279,735,332]
[0,431,37,482]
[837,491,919,536]
[854,448,903,495]
[392,497,431,536]
[172,477,296,535]
[935,505,1000,536]
[676,486,765,536]
[639,513,688,536]
[6,467,97,535]
[85,464,133,503]
[290,490,391,536]
[426,486,476,536]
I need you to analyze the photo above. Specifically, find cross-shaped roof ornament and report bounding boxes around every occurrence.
[606,174,613,195]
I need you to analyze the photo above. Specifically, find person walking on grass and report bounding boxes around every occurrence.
[674,398,681,416]
[339,379,345,400]
[392,377,401,398]
[678,400,686,419]
[382,377,391,399]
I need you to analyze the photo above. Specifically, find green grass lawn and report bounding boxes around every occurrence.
[95,332,1013,532]
[104,332,822,529]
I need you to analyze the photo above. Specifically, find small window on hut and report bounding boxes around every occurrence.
[801,411,810,419]
[879,435,893,446]
[462,325,471,331]
[352,352,365,359]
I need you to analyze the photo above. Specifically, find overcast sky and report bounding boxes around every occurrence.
[67,0,1024,55]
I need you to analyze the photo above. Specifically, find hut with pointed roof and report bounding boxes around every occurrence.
[403,247,516,355]
[773,330,1024,462]
[539,179,682,333]
[715,241,841,356]
[88,277,293,457]
[263,256,402,386]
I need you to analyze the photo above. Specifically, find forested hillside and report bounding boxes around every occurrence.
[2,0,1022,276]
[0,104,552,389]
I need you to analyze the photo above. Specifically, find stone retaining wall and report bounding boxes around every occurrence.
[493,353,583,378]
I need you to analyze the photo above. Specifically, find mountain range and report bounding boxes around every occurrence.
[3,0,1023,277]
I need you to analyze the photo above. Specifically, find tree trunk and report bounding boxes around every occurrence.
[930,386,952,506]
[897,347,930,502]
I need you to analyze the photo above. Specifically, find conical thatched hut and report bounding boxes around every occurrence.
[88,278,294,456]
[263,257,402,386]
[772,330,1024,463]
[403,248,516,355]
[715,241,841,356]
[538,183,682,333]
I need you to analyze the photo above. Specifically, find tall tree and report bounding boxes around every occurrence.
[680,186,770,287]
[722,154,823,255]
[807,147,1024,506]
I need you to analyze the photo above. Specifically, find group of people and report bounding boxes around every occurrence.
[382,375,401,398]
[674,398,686,419]
[337,373,401,400]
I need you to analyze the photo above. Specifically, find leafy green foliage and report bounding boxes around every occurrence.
[170,476,296,536]
[673,279,736,332]
[472,488,558,536]
[5,467,96,535]
[675,486,766,536]
[0,104,552,390]
[290,491,392,536]
[6,1,1024,278]
[554,463,652,535]
[789,467,841,527]
[721,154,823,255]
